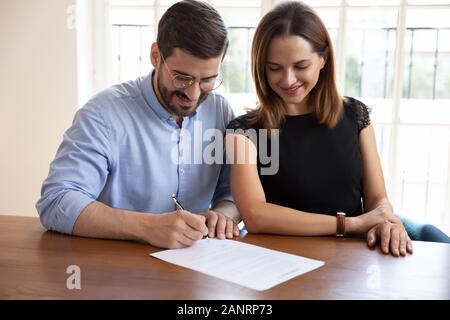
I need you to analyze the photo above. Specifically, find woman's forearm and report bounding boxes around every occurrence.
[239,201,362,236]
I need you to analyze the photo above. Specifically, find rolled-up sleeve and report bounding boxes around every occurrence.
[36,103,111,235]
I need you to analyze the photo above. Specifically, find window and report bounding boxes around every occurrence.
[221,27,255,95]
[395,7,450,230]
[109,2,155,84]
[401,9,450,123]
[344,8,397,100]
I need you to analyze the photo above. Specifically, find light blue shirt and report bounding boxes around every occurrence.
[36,71,235,235]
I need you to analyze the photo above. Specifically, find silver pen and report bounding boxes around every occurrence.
[171,193,185,211]
[171,194,209,239]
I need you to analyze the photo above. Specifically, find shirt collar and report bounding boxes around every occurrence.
[140,70,198,122]
[140,70,172,121]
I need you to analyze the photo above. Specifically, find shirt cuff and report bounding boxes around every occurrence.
[56,190,95,235]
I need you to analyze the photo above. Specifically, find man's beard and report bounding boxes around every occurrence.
[157,73,209,117]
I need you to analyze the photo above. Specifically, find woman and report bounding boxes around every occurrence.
[226,1,449,256]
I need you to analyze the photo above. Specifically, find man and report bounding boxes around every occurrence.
[36,0,239,249]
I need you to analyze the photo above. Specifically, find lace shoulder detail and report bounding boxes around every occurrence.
[344,97,371,133]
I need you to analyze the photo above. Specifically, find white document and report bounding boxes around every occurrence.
[150,239,324,291]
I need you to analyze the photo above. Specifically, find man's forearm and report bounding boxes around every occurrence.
[212,200,240,223]
[72,201,149,241]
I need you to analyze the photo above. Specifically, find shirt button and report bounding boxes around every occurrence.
[180,168,184,174]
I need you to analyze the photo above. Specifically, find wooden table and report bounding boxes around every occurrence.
[1,215,449,299]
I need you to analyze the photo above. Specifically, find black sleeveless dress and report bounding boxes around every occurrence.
[227,97,371,217]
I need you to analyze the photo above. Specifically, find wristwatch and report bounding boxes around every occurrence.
[336,212,346,237]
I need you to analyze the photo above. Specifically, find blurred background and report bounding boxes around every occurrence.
[1,0,449,233]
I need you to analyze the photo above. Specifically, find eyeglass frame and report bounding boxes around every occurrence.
[159,54,223,92]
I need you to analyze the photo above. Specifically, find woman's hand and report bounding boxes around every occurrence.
[367,220,413,256]
[347,198,413,256]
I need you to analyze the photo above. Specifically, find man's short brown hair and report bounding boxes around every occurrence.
[157,0,229,59]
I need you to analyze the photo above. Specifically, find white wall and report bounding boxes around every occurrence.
[0,0,78,216]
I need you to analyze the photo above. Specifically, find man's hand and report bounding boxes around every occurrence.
[141,210,208,249]
[366,220,413,257]
[201,210,240,239]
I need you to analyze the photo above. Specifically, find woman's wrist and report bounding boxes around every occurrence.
[347,215,379,234]
[346,216,362,234]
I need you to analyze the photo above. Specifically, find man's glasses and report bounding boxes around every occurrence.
[160,54,223,92]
